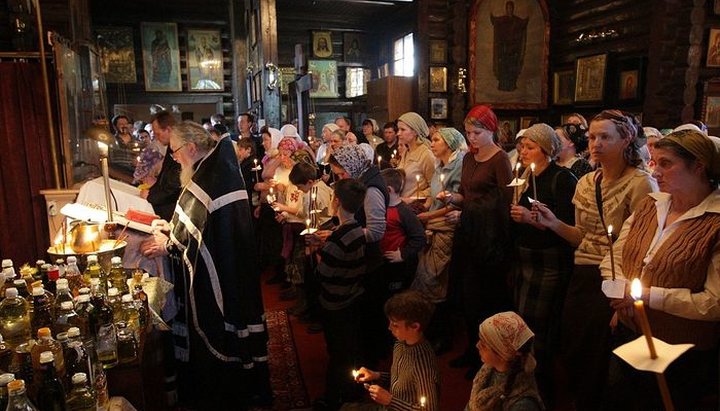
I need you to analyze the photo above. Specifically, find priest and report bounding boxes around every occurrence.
[141,121,270,410]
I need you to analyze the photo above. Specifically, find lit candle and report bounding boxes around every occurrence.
[253,158,260,189]
[439,173,445,191]
[269,187,274,195]
[530,163,537,202]
[608,225,616,281]
[306,218,311,232]
[393,149,397,157]
[631,278,657,359]
[352,369,359,380]
[420,396,426,408]
[254,158,258,167]
[415,174,421,200]
[97,141,108,157]
[514,162,521,205]
[377,155,382,165]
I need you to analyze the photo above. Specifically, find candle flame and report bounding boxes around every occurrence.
[269,187,274,194]
[97,141,109,156]
[306,218,311,227]
[378,156,382,162]
[608,224,613,235]
[515,162,521,171]
[440,173,445,182]
[416,175,421,182]
[352,369,359,379]
[631,278,642,300]
[420,396,426,407]
[530,162,536,172]
[254,158,258,165]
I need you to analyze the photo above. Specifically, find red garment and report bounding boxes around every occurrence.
[380,206,407,253]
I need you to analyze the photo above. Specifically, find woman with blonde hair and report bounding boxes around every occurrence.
[396,112,436,204]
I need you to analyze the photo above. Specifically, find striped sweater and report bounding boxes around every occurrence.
[317,219,366,310]
[379,339,441,411]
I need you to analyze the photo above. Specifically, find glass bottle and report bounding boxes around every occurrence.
[132,277,150,330]
[0,288,30,349]
[64,329,91,388]
[90,290,116,370]
[12,279,29,300]
[30,328,65,384]
[53,281,73,314]
[4,379,38,411]
[71,296,92,340]
[36,351,66,411]
[106,288,121,323]
[0,334,12,372]
[115,322,137,364]
[0,268,17,299]
[63,258,82,298]
[30,287,52,337]
[53,260,65,279]
[82,257,104,295]
[120,294,140,338]
[65,373,95,411]
[93,362,108,411]
[53,302,80,336]
[0,372,15,411]
[39,264,51,287]
[108,257,128,296]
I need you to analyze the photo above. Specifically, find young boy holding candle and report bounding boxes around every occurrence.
[355,290,441,411]
[312,178,367,411]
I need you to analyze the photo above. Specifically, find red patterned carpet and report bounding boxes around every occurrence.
[264,310,311,410]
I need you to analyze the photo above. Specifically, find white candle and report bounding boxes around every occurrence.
[439,173,446,192]
[254,158,258,167]
[306,218,311,231]
[415,174,421,200]
[631,278,657,359]
[377,155,382,165]
[530,163,537,202]
[608,225,616,281]
[514,162,521,204]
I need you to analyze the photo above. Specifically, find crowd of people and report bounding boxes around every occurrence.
[113,105,720,411]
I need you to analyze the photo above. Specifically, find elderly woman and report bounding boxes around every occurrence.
[509,123,577,406]
[444,105,513,378]
[315,123,339,164]
[465,312,543,411]
[396,112,436,203]
[410,127,466,351]
[643,126,663,172]
[600,129,720,409]
[362,118,383,150]
[535,110,657,409]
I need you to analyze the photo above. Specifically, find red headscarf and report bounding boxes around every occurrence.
[465,105,498,133]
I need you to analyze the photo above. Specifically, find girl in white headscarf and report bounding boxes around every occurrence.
[466,312,544,411]
[397,112,436,203]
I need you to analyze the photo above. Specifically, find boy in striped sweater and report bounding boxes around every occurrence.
[312,178,368,410]
[355,290,441,411]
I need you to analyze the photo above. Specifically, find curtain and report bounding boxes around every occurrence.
[0,62,54,265]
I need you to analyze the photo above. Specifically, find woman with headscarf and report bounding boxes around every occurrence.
[411,127,467,352]
[444,105,514,378]
[555,123,593,179]
[316,123,339,164]
[534,110,657,409]
[508,124,577,406]
[329,144,390,363]
[254,126,286,280]
[362,118,383,150]
[600,129,720,410]
[281,123,317,164]
[396,112,436,205]
[465,312,544,411]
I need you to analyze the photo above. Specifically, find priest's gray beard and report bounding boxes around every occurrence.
[180,163,195,187]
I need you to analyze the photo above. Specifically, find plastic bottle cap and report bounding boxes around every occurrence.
[37,328,51,338]
[56,283,69,292]
[41,263,51,270]
[77,294,90,303]
[67,256,77,264]
[5,268,16,277]
[87,255,98,263]
[56,278,69,287]
[108,288,119,296]
[4,288,17,298]
[72,373,87,384]
[121,294,134,303]
[60,301,74,310]
[35,260,45,266]
[56,332,68,341]
[67,327,80,338]
[79,287,90,294]
[32,287,44,296]
[7,379,24,391]
[55,259,64,265]
[90,278,100,285]
[0,373,15,385]
[12,279,24,286]
[39,351,54,364]
[111,256,121,264]
[1,259,12,269]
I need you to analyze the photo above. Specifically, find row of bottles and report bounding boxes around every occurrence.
[1,362,99,410]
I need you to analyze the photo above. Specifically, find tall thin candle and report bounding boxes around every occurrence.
[415,174,421,200]
[608,225,616,281]
[631,278,657,359]
[530,163,538,203]
[513,162,521,204]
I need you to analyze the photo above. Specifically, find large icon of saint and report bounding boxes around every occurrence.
[490,1,529,91]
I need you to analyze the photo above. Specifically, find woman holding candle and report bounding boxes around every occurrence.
[534,110,656,409]
[508,123,577,406]
[396,112,436,204]
[444,105,514,378]
[600,128,720,410]
[465,311,543,411]
[411,127,467,353]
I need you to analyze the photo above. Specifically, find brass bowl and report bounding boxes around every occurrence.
[47,240,127,272]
